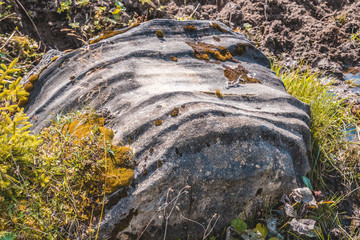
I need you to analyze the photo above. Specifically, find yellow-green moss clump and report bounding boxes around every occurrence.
[20,55,59,107]
[156,30,164,38]
[106,168,134,193]
[223,64,262,85]
[154,119,163,126]
[186,41,238,62]
[215,89,224,98]
[170,107,179,117]
[184,25,197,31]
[111,145,133,166]
[28,74,39,84]
[99,126,114,141]
[17,97,29,108]
[24,82,34,92]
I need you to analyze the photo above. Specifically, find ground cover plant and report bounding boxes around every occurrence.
[0,59,134,239]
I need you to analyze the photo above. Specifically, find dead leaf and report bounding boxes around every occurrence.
[289,218,316,237]
[284,203,297,218]
[291,187,317,206]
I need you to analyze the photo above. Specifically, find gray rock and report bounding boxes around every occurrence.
[23,19,311,239]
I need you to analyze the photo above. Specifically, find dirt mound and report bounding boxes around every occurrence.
[10,0,359,76]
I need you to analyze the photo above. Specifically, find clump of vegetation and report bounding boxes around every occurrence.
[170,107,179,117]
[170,56,178,62]
[156,30,164,38]
[186,41,237,62]
[270,60,360,238]
[0,59,134,239]
[215,89,223,98]
[210,22,227,33]
[154,119,163,126]
[183,25,197,31]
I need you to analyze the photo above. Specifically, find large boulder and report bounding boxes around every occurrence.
[23,19,311,239]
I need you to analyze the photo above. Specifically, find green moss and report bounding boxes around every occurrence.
[156,30,164,38]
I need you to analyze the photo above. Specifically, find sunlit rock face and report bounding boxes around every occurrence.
[24,19,310,239]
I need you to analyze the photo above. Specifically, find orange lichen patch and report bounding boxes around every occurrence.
[223,64,262,84]
[156,30,164,38]
[184,25,197,31]
[154,119,163,126]
[89,23,140,44]
[215,89,224,98]
[51,56,58,62]
[99,126,114,141]
[24,82,34,92]
[170,107,179,117]
[18,97,29,108]
[186,41,238,62]
[112,145,133,166]
[64,49,74,53]
[210,22,228,33]
[105,168,134,193]
[170,56,178,62]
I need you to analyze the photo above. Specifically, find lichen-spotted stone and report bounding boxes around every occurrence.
[23,19,311,240]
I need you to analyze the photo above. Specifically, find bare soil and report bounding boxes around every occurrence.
[11,0,359,73]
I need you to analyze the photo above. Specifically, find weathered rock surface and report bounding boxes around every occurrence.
[23,19,311,239]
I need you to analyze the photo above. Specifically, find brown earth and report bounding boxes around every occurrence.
[4,0,358,106]
[9,0,359,75]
